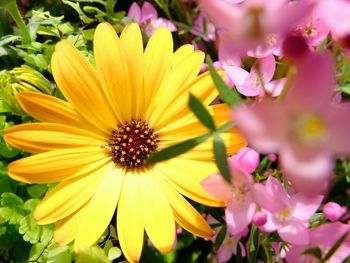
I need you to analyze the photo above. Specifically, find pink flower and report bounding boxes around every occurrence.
[286,222,350,263]
[127,2,176,36]
[233,52,350,193]
[201,158,256,235]
[217,229,247,263]
[226,55,286,97]
[252,211,267,226]
[197,0,314,54]
[323,202,347,222]
[233,147,260,173]
[253,176,323,245]
[191,12,216,41]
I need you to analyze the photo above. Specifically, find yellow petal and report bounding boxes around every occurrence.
[156,71,224,133]
[155,158,225,207]
[143,27,173,112]
[74,167,124,251]
[4,123,106,153]
[141,171,175,253]
[148,51,205,126]
[54,200,91,246]
[94,23,131,123]
[119,23,144,119]
[17,92,106,137]
[34,164,110,225]
[52,41,117,134]
[172,44,195,68]
[117,172,144,263]
[155,174,214,238]
[8,147,110,183]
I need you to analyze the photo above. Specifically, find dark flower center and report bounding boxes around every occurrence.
[109,120,158,169]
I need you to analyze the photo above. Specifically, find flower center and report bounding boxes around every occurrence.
[294,113,327,143]
[109,120,158,170]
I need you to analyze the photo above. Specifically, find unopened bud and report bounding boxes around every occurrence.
[323,202,347,222]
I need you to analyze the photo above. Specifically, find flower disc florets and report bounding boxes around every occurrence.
[109,119,158,169]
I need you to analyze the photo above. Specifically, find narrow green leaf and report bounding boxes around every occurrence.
[248,225,260,263]
[236,242,243,263]
[206,56,242,106]
[216,122,234,133]
[147,134,210,165]
[323,231,349,261]
[214,224,227,249]
[188,93,216,131]
[213,133,231,183]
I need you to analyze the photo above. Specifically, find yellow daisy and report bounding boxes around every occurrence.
[4,23,246,262]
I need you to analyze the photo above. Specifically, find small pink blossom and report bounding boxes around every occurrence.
[233,52,350,193]
[217,228,248,263]
[127,2,176,36]
[323,202,347,222]
[227,55,286,97]
[253,176,323,245]
[191,12,216,41]
[286,222,350,263]
[201,158,256,235]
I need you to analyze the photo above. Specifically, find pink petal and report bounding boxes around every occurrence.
[278,219,310,245]
[290,193,323,221]
[280,144,333,194]
[223,65,249,86]
[219,44,242,67]
[259,210,280,232]
[201,174,233,200]
[234,147,260,173]
[217,234,236,263]
[251,55,276,83]
[227,158,254,186]
[236,84,262,97]
[264,78,286,97]
[127,2,141,22]
[225,197,256,235]
[232,100,288,153]
[285,52,335,112]
[141,1,158,23]
[323,103,350,155]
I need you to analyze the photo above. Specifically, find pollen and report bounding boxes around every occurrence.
[109,119,158,169]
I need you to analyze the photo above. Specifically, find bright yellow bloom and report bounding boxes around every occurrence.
[4,23,246,262]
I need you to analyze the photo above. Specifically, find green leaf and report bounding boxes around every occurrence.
[1,192,23,207]
[248,225,259,263]
[62,0,94,24]
[323,231,349,261]
[213,133,231,183]
[76,246,111,263]
[206,56,242,106]
[147,133,210,164]
[302,247,322,260]
[188,93,216,131]
[47,246,72,263]
[214,224,226,249]
[19,214,43,244]
[28,242,46,261]
[107,246,122,261]
[27,184,48,198]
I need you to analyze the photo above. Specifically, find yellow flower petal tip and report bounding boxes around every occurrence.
[5,21,247,262]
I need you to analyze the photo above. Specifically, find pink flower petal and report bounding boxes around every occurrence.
[201,174,233,200]
[223,65,249,86]
[141,1,158,23]
[290,193,323,221]
[127,2,141,22]
[251,55,276,83]
[232,100,288,153]
[225,197,256,235]
[278,219,309,245]
[264,78,286,97]
[285,52,335,112]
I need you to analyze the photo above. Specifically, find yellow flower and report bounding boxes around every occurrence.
[4,23,246,262]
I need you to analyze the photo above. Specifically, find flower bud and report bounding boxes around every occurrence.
[252,211,267,226]
[323,202,347,222]
[0,66,52,114]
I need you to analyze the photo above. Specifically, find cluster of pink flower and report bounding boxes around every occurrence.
[128,0,350,262]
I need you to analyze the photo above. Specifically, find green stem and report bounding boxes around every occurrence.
[5,1,31,44]
[277,66,295,101]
